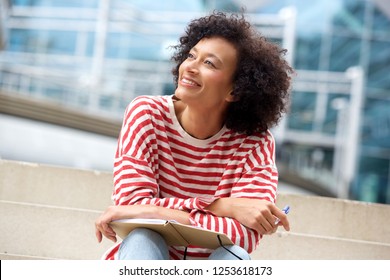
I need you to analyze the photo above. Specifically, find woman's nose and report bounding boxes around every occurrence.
[184,59,199,74]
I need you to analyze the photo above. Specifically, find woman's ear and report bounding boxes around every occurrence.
[226,91,239,103]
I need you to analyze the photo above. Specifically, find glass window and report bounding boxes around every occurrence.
[13,0,98,8]
[105,33,162,60]
[371,2,390,35]
[287,91,317,131]
[361,98,390,149]
[367,39,390,90]
[46,30,77,54]
[117,0,203,12]
[323,94,350,135]
[332,0,366,35]
[294,36,321,70]
[354,156,390,204]
[85,32,95,57]
[8,29,27,52]
[329,35,361,72]
[8,29,77,54]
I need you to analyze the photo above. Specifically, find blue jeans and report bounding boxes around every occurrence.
[118,228,251,260]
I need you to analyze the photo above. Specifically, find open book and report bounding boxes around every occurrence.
[110,218,234,249]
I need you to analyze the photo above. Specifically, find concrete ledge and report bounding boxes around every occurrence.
[274,194,390,244]
[0,200,116,260]
[251,232,390,260]
[0,253,50,260]
[0,160,113,210]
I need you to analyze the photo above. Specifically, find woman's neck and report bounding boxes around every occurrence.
[174,100,226,140]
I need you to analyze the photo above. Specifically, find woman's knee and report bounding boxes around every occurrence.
[208,245,251,260]
[125,228,165,243]
[118,228,169,260]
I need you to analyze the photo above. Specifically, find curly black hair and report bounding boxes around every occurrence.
[171,11,294,135]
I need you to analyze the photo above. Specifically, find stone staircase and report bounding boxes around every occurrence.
[0,160,115,259]
[1,159,389,260]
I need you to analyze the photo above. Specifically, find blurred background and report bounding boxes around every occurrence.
[0,0,389,205]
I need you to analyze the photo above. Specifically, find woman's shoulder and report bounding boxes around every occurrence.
[130,94,169,108]
[230,129,275,144]
[125,95,170,115]
[255,129,275,143]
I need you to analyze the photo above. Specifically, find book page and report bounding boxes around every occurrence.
[111,218,172,224]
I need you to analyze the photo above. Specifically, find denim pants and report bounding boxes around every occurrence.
[117,228,251,260]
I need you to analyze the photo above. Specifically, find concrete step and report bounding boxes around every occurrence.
[275,193,390,244]
[251,231,390,260]
[0,160,113,210]
[0,200,116,260]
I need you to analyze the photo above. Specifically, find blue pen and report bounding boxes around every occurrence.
[274,205,290,225]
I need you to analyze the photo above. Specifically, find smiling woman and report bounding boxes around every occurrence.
[95,11,294,260]
[171,12,294,135]
[173,37,238,139]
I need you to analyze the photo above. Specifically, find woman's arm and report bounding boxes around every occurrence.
[189,136,290,253]
[187,196,289,253]
[205,197,290,235]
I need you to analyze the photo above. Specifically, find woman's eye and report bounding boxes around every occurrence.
[188,53,195,59]
[205,60,215,67]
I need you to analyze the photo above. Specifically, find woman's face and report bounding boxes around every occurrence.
[174,37,238,112]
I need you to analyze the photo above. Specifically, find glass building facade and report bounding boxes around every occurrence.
[0,0,389,204]
[275,0,389,204]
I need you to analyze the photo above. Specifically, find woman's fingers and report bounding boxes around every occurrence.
[95,210,117,243]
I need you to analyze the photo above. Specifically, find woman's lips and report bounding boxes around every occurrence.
[180,77,200,87]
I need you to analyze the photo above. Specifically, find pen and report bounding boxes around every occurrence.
[274,205,290,225]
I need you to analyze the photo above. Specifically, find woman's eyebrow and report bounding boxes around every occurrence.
[192,46,223,65]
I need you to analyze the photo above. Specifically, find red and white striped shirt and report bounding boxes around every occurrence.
[103,95,278,260]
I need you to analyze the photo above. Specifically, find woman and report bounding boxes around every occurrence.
[95,11,293,260]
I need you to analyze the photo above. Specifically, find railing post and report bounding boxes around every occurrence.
[341,66,364,198]
[90,0,110,112]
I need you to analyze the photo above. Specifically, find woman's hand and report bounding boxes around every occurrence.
[95,204,191,243]
[205,198,290,235]
[95,205,154,243]
[95,205,124,243]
